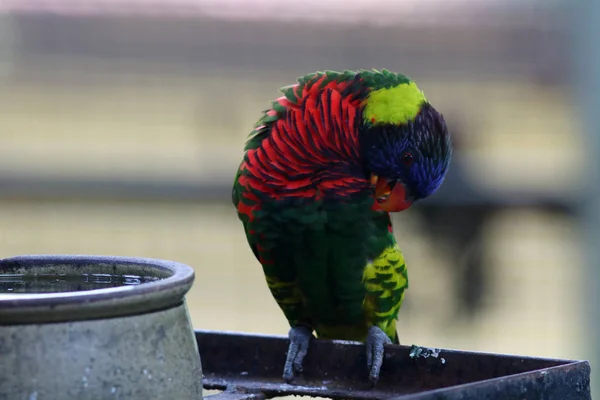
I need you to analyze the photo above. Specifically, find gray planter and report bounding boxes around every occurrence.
[0,254,202,400]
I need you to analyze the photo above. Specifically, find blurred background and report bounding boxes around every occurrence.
[0,0,597,396]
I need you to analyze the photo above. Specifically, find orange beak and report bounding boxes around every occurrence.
[371,174,413,212]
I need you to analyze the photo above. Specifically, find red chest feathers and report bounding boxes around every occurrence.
[238,82,370,200]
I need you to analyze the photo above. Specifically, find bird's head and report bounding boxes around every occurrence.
[359,80,452,212]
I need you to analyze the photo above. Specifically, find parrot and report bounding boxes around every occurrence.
[232,69,452,385]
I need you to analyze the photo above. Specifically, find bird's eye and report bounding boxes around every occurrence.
[402,152,413,165]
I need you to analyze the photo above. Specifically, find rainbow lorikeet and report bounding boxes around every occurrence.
[232,69,452,384]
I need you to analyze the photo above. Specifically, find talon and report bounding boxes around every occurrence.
[283,326,313,383]
[366,326,392,386]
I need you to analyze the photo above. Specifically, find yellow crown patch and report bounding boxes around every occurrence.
[363,82,427,125]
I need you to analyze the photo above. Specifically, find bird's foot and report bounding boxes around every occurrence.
[283,325,314,383]
[366,326,392,386]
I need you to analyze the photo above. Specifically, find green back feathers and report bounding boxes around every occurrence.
[357,69,411,89]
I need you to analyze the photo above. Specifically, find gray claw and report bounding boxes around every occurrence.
[283,326,313,383]
[366,326,392,385]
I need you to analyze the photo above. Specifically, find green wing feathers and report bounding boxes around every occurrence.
[362,242,408,344]
[249,202,408,344]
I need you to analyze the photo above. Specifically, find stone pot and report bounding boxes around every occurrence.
[0,255,202,400]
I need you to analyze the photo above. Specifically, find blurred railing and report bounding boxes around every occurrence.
[0,1,579,207]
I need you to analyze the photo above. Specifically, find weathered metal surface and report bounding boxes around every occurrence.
[196,330,590,400]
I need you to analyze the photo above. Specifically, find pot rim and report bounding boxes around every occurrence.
[0,254,195,324]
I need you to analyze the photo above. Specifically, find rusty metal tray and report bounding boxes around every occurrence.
[196,330,590,400]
